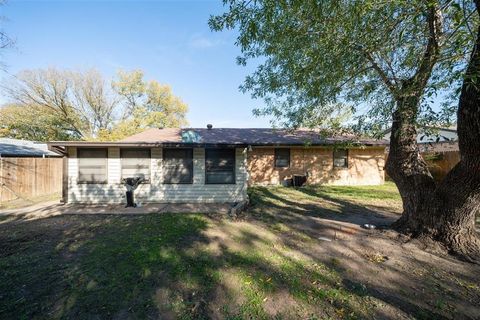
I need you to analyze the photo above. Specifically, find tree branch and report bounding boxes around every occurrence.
[412,2,442,90]
[357,46,398,97]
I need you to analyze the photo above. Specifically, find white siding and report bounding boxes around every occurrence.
[151,147,162,185]
[67,147,78,185]
[193,148,205,184]
[108,147,121,184]
[67,146,248,204]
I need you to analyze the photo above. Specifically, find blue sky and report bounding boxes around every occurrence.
[0,0,272,128]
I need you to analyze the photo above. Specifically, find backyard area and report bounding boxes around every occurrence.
[1,182,479,319]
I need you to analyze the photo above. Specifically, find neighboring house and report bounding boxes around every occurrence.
[48,127,387,204]
[383,126,460,181]
[0,138,60,158]
[383,126,458,144]
[418,140,459,153]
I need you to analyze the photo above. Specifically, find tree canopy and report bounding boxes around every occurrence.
[211,0,480,258]
[210,0,476,133]
[0,68,188,141]
[102,70,188,140]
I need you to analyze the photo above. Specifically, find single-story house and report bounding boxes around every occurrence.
[48,127,387,204]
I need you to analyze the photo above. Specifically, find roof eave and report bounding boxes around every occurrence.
[48,141,251,148]
[48,141,387,148]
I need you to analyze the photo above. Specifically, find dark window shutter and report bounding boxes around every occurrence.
[78,148,108,183]
[121,148,151,181]
[163,148,193,184]
[205,148,236,184]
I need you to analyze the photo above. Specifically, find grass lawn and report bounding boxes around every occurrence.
[1,182,479,319]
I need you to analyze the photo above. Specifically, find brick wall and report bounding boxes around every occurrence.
[247,147,385,186]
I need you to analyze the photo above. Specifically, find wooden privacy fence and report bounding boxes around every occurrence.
[422,150,460,181]
[385,150,460,182]
[0,157,63,203]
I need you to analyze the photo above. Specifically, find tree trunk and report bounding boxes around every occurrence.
[386,88,436,233]
[422,13,480,260]
[360,1,479,259]
[383,3,441,234]
[426,163,480,260]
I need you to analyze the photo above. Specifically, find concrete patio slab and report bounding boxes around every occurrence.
[0,200,233,222]
[62,203,232,215]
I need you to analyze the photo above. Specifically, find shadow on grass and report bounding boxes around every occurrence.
[0,186,464,319]
[248,186,397,232]
[0,214,214,319]
[0,212,376,319]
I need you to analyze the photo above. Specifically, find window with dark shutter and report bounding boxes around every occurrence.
[78,148,108,183]
[163,148,193,184]
[274,148,290,168]
[333,149,348,168]
[121,148,151,181]
[205,148,235,184]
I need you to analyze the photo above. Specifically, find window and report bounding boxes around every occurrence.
[205,148,235,184]
[78,148,108,183]
[274,148,290,168]
[333,149,348,168]
[121,148,151,182]
[163,148,193,184]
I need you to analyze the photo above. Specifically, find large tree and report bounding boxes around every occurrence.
[99,70,188,140]
[0,103,74,141]
[0,68,188,141]
[210,0,480,259]
[1,68,116,139]
[425,0,480,259]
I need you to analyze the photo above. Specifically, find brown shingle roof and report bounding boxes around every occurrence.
[121,128,182,143]
[120,128,387,146]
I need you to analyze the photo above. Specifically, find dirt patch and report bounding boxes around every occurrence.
[246,185,480,319]
[208,270,247,318]
[262,290,310,318]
